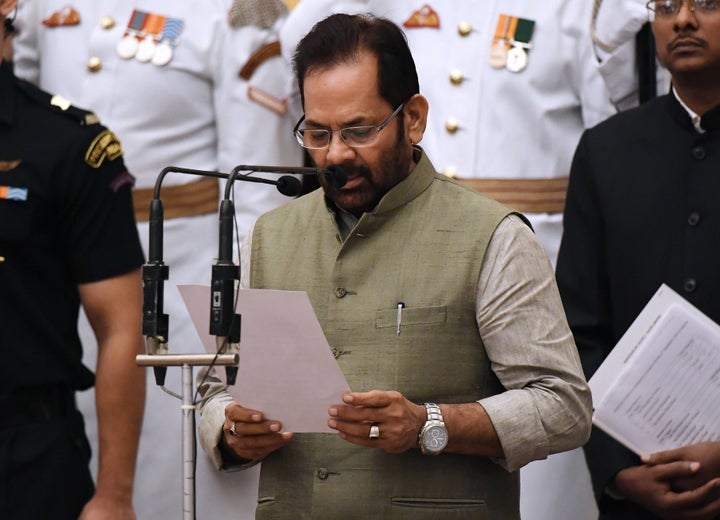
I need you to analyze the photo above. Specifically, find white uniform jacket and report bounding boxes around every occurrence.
[280,0,618,263]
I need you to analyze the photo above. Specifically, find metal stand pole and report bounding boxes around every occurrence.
[181,364,195,518]
[137,353,238,520]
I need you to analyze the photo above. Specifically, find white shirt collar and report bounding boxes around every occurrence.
[673,87,705,134]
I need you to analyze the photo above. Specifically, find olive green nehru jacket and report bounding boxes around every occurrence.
[249,150,521,519]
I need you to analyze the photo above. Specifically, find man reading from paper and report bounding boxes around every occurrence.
[198,13,591,519]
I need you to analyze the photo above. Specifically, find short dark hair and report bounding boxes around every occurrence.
[293,13,419,109]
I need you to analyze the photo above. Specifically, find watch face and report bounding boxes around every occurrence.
[422,425,448,453]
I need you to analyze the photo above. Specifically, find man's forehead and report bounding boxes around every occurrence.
[302,58,383,121]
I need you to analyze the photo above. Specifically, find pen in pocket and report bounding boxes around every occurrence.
[396,301,405,336]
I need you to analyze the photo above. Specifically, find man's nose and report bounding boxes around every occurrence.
[675,0,699,27]
[325,131,355,164]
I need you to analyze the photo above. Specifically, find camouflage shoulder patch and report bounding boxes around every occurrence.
[85,130,124,168]
[228,0,287,29]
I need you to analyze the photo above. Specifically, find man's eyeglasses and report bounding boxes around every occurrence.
[646,0,720,17]
[293,104,404,150]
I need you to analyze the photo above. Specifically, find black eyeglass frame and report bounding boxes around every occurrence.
[293,103,405,150]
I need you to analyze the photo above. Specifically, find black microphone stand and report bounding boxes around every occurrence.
[136,165,323,519]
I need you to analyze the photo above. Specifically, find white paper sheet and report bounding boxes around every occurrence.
[589,284,720,454]
[178,285,351,433]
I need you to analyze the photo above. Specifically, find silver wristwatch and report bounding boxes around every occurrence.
[418,402,448,455]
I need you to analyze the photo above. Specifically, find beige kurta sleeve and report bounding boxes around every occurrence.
[477,215,592,471]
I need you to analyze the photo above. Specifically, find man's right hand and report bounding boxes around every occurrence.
[222,402,293,463]
[614,463,720,519]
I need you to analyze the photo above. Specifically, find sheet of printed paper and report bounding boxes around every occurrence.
[590,286,720,454]
[178,285,351,433]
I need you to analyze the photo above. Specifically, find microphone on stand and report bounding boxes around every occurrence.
[210,194,241,385]
[141,166,303,386]
[141,164,344,386]
[212,164,341,385]
[142,197,170,386]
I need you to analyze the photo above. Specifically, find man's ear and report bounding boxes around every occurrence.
[403,94,428,146]
[0,0,18,18]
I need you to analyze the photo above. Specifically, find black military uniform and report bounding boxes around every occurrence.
[0,60,144,518]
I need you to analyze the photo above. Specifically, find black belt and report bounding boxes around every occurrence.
[0,384,76,431]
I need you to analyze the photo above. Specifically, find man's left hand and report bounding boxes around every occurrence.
[327,390,426,453]
[644,442,720,493]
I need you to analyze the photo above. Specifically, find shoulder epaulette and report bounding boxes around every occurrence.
[16,79,101,126]
[228,0,287,29]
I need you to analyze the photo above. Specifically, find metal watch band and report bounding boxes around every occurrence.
[424,402,444,425]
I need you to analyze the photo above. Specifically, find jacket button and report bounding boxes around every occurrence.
[449,69,464,85]
[317,468,329,480]
[334,287,347,298]
[692,146,706,160]
[684,278,697,293]
[457,21,472,36]
[445,117,460,134]
[688,212,701,226]
[99,15,115,30]
[87,56,102,73]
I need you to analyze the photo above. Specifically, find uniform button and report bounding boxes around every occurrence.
[688,212,701,226]
[692,146,706,160]
[317,468,329,480]
[0,256,5,263]
[449,69,464,85]
[443,166,457,178]
[445,117,460,134]
[330,347,340,359]
[334,287,347,298]
[684,278,697,293]
[99,16,115,30]
[87,56,102,73]
[458,21,472,36]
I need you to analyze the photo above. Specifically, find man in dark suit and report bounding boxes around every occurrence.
[556,1,720,518]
